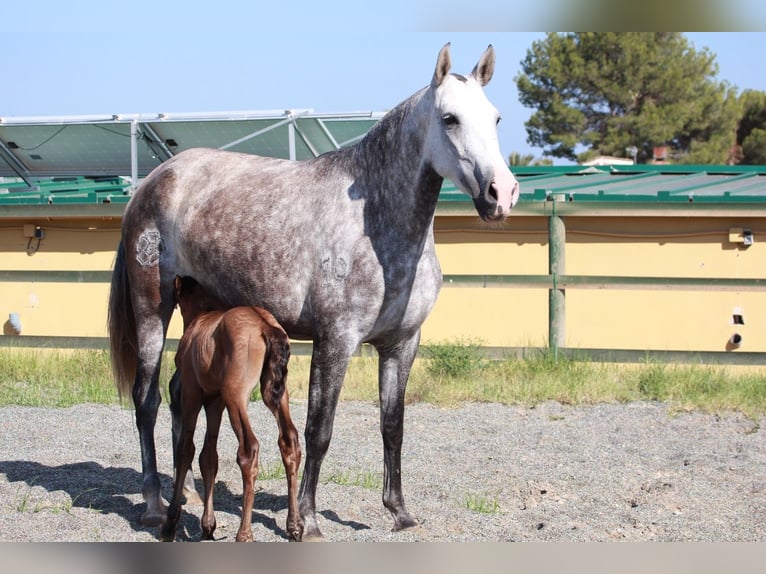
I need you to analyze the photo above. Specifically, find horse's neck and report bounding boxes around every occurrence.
[353,90,442,237]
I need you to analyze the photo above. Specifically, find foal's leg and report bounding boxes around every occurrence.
[377,331,421,532]
[169,370,202,505]
[199,396,224,540]
[160,388,202,542]
[226,391,260,542]
[298,340,354,541]
[264,384,303,541]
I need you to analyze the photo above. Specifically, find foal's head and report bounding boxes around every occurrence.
[173,275,226,328]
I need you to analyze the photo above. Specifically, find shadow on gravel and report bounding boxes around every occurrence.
[0,459,335,541]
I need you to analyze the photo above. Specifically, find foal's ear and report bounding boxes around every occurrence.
[471,44,495,87]
[432,42,452,88]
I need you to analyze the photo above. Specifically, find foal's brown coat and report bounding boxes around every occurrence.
[160,276,303,542]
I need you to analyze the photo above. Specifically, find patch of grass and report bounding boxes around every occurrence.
[257,462,295,481]
[323,469,382,490]
[1,344,765,417]
[0,349,123,407]
[463,492,501,514]
[421,338,491,379]
[10,479,98,515]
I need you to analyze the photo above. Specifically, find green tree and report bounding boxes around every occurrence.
[515,33,739,164]
[736,90,766,164]
[508,152,554,167]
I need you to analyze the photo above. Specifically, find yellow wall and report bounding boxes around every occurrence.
[1,211,765,354]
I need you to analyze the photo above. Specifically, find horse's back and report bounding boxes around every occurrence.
[177,306,287,392]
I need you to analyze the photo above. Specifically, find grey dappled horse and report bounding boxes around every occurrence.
[108,43,520,541]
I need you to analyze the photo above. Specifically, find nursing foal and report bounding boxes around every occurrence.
[160,275,303,542]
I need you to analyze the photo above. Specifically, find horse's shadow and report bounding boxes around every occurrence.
[0,459,370,541]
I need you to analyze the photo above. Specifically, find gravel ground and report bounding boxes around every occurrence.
[0,399,764,542]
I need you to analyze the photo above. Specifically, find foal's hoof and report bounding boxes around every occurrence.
[287,527,304,542]
[235,531,254,542]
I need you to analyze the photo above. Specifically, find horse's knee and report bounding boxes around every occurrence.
[237,438,259,472]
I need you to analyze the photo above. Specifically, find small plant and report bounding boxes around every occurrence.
[12,484,33,513]
[422,338,490,379]
[257,462,288,481]
[464,492,500,514]
[324,469,382,490]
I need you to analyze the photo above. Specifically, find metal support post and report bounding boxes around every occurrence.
[548,197,566,359]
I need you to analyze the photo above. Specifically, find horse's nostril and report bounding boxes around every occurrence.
[489,183,498,201]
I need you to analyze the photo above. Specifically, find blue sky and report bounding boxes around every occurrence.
[4,4,766,162]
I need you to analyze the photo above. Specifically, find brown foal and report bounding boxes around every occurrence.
[160,276,303,542]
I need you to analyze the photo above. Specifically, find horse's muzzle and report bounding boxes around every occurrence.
[481,179,519,222]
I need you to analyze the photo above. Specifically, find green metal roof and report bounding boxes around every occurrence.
[4,164,766,209]
[0,176,131,205]
[2,108,766,208]
[441,165,766,205]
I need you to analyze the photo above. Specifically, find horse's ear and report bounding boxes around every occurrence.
[432,42,452,88]
[471,44,495,87]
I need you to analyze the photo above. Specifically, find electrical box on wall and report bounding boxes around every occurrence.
[23,224,44,239]
[728,227,753,246]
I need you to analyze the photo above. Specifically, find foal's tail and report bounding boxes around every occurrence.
[108,241,138,401]
[262,329,291,406]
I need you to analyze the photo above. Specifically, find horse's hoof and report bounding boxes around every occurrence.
[288,528,304,542]
[235,532,253,542]
[140,509,167,527]
[158,528,175,542]
[392,516,419,532]
[301,528,326,542]
[201,529,216,541]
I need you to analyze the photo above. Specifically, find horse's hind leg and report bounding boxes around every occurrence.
[226,394,260,542]
[128,255,176,526]
[169,370,202,505]
[199,396,224,540]
[377,332,420,532]
[263,380,303,541]
[132,309,174,526]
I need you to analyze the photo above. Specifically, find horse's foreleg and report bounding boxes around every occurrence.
[227,398,259,542]
[298,341,352,541]
[199,397,224,540]
[377,332,420,532]
[169,370,202,505]
[267,387,303,541]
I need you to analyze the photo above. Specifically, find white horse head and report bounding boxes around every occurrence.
[425,43,520,222]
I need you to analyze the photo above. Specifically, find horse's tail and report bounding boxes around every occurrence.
[108,241,138,401]
[262,328,291,406]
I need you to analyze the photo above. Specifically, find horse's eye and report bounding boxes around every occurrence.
[442,113,458,126]
[496,115,502,126]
